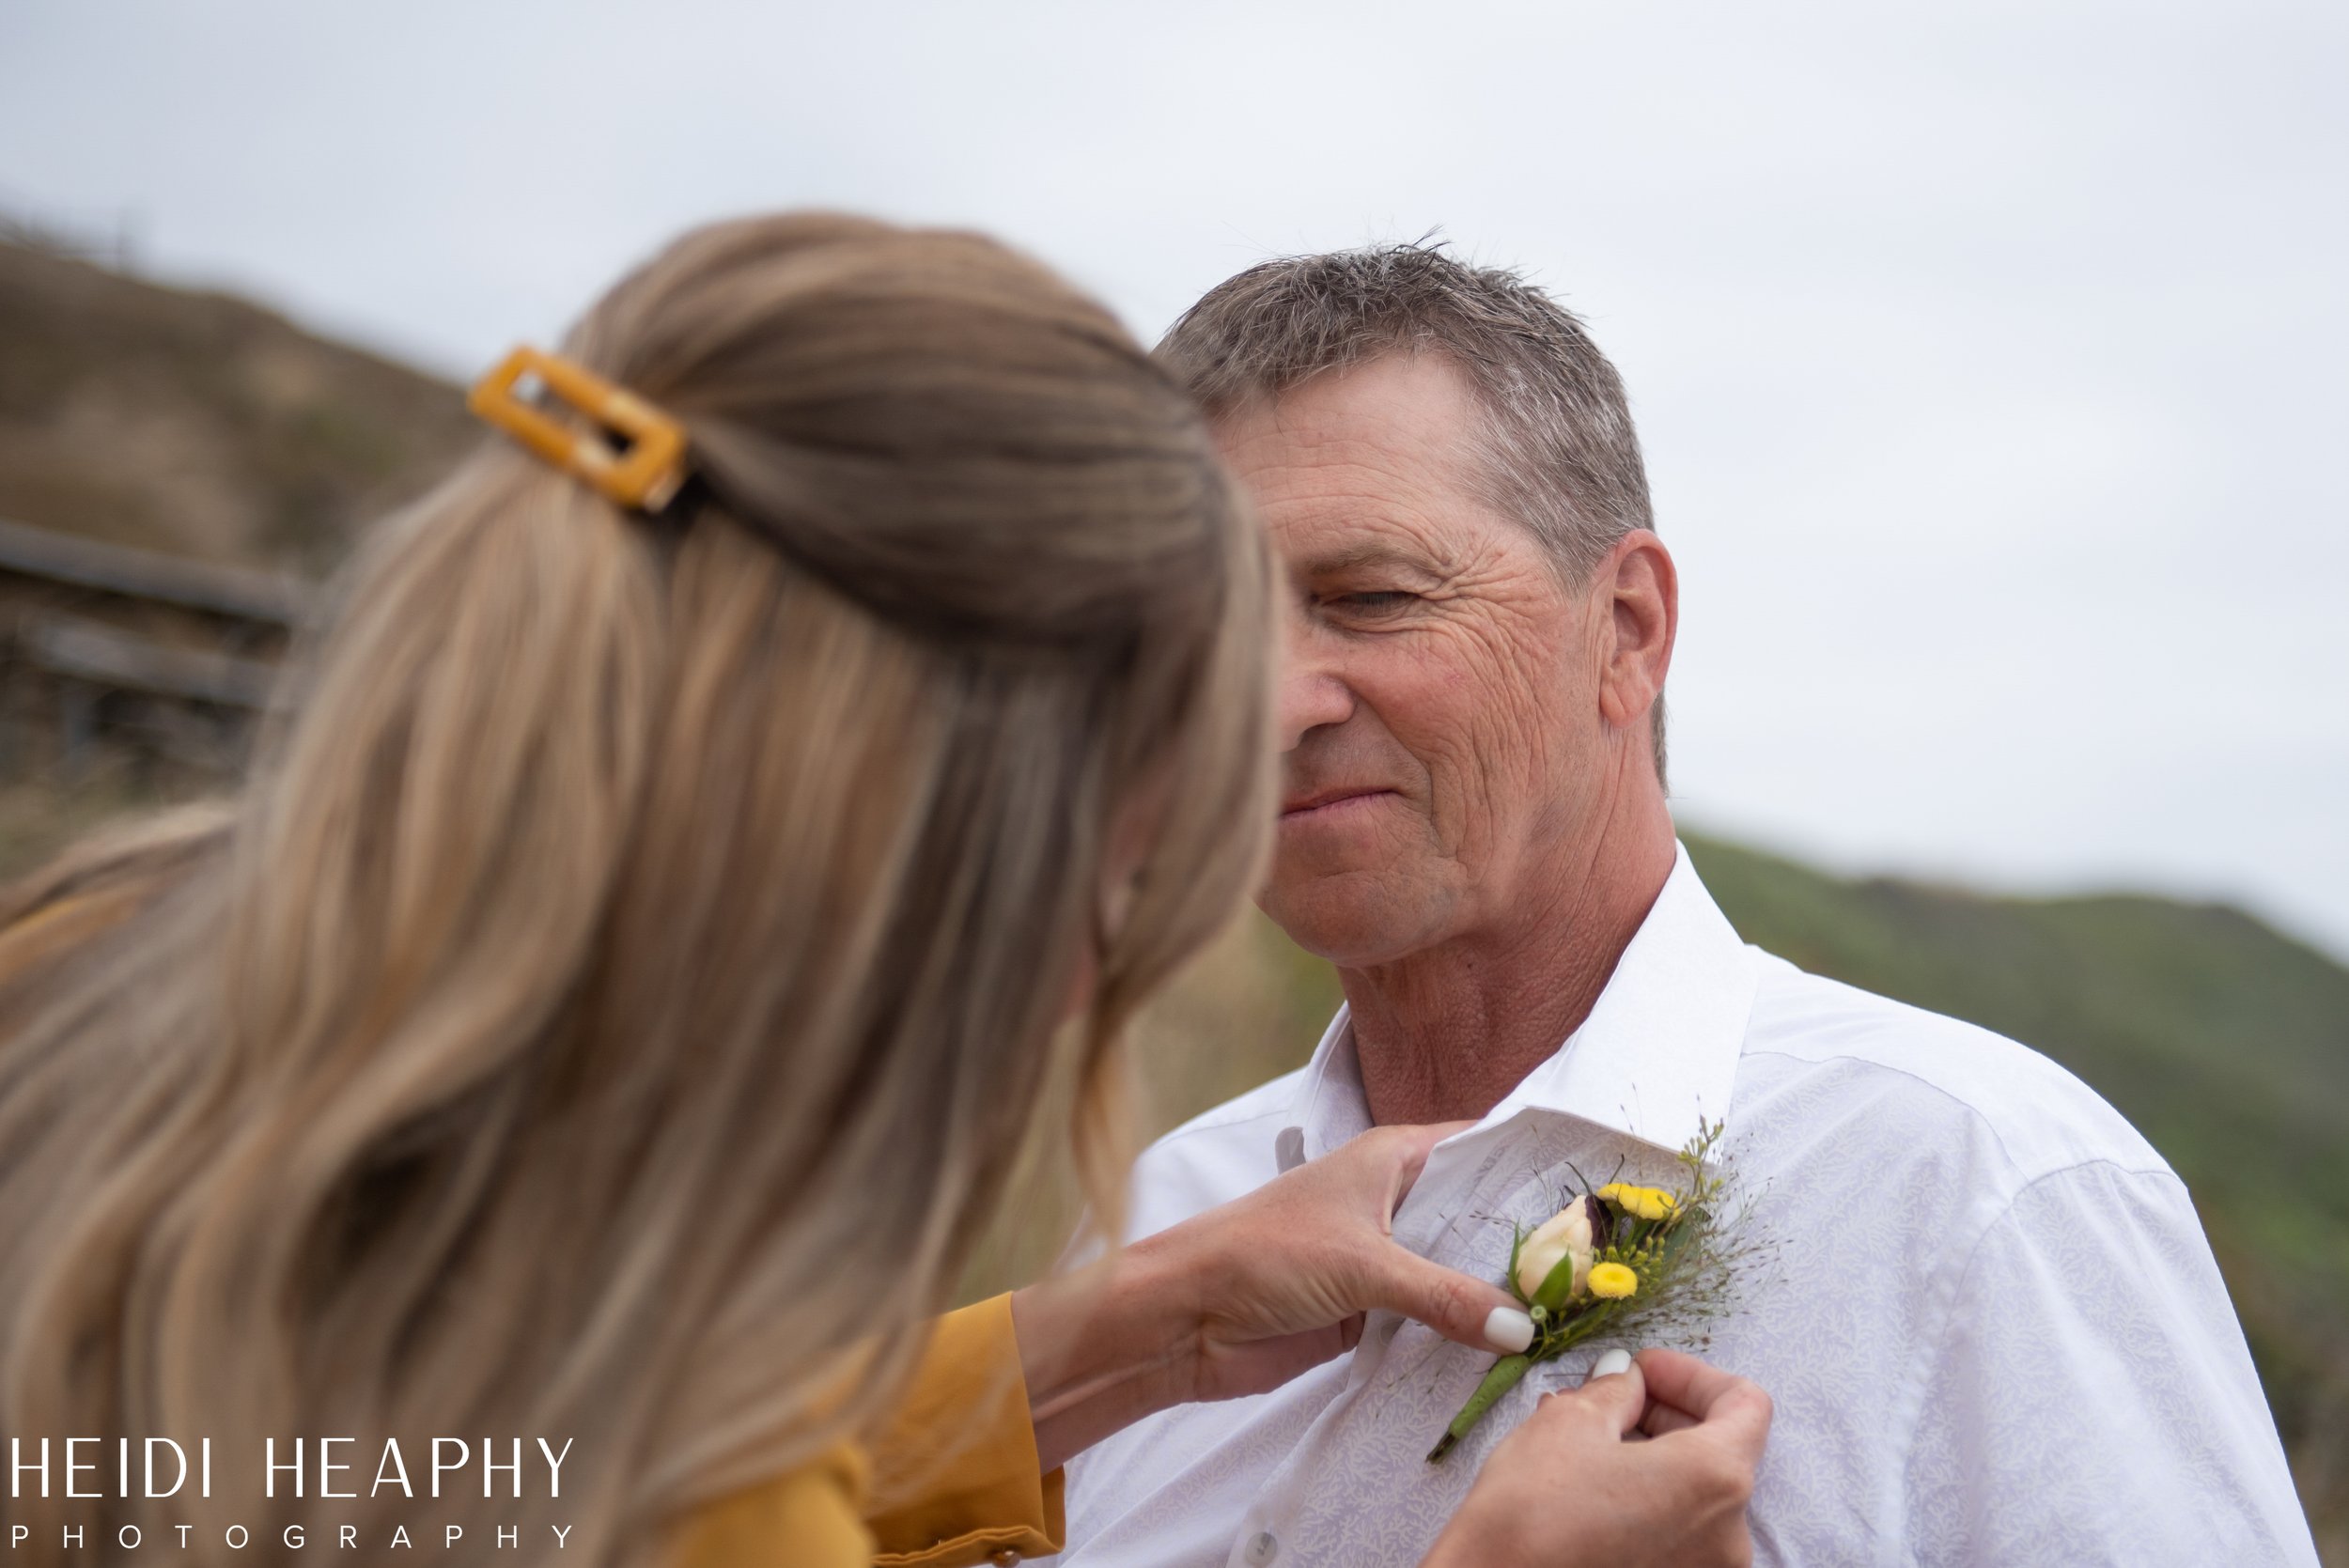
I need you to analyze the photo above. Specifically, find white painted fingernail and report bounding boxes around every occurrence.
[1591,1347,1634,1378]
[1485,1307,1535,1353]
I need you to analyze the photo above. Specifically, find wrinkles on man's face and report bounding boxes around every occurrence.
[1222,359,1590,967]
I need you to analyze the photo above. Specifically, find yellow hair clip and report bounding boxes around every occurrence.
[467,346,690,512]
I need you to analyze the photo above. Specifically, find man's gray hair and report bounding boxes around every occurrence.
[1157,241,1667,788]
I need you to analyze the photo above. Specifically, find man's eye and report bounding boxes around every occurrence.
[1332,592,1415,614]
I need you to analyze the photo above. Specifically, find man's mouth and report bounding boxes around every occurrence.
[1279,786,1394,819]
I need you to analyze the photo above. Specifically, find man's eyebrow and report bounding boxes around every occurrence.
[1292,542,1449,580]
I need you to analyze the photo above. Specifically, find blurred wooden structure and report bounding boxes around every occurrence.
[0,517,304,781]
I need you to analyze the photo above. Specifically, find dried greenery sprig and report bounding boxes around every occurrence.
[1426,1118,1759,1462]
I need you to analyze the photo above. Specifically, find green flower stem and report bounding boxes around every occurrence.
[1425,1353,1531,1463]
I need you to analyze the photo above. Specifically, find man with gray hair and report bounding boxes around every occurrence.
[1047,245,2315,1565]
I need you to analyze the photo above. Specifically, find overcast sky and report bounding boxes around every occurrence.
[4,0,2345,956]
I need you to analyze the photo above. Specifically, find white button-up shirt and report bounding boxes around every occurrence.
[1049,844,2317,1567]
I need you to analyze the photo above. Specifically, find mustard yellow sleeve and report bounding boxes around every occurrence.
[673,1444,879,1568]
[863,1293,1065,1566]
[669,1295,1063,1568]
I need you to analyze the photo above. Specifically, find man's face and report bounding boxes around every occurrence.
[1218,354,1613,968]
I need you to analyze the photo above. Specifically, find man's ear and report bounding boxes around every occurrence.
[1595,530,1676,732]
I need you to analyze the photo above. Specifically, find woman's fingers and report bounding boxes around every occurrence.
[1640,1403,1699,1437]
[1427,1351,1769,1568]
[1366,1120,1478,1214]
[1365,1242,1534,1352]
[1541,1353,1647,1438]
[1636,1347,1772,1428]
[1425,1358,1744,1566]
[1634,1347,1773,1456]
[1308,1124,1533,1351]
[1634,1345,1741,1415]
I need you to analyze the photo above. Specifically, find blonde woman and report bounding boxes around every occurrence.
[0,214,1768,1568]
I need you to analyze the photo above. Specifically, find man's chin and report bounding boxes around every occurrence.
[1258,871,1444,970]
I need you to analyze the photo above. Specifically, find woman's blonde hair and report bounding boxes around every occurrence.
[0,213,1274,1563]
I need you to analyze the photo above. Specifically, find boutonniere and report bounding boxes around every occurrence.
[1427,1118,1757,1461]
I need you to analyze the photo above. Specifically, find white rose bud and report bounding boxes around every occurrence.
[1515,1194,1607,1304]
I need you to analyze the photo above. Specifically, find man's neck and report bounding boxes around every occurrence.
[1338,798,1677,1128]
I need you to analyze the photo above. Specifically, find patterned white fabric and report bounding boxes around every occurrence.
[1048,844,2317,1568]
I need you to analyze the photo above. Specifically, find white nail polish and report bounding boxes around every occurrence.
[1485,1307,1535,1353]
[1591,1347,1634,1378]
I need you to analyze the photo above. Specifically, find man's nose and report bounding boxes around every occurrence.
[1277,623,1355,753]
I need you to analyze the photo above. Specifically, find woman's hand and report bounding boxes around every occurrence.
[1012,1123,1533,1470]
[1148,1120,1543,1402]
[1422,1349,1773,1568]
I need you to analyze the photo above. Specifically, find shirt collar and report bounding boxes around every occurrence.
[1273,840,1757,1174]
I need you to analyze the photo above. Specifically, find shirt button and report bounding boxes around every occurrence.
[1244,1530,1279,1565]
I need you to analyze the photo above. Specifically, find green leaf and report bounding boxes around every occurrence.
[1532,1249,1579,1312]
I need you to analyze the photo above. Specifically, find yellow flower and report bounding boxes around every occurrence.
[1587,1262,1639,1299]
[1598,1183,1678,1221]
